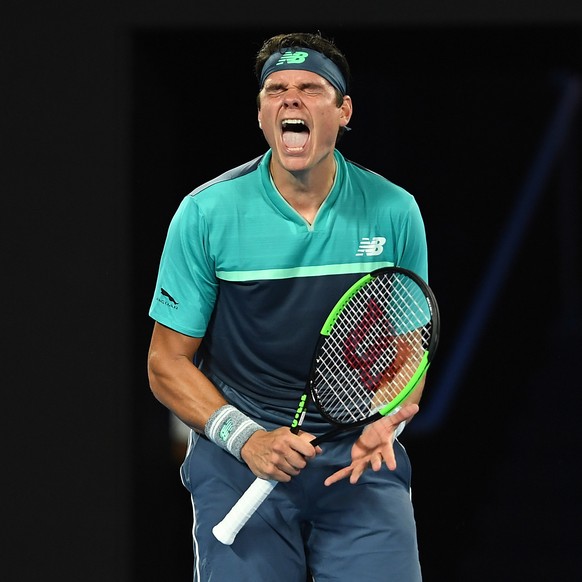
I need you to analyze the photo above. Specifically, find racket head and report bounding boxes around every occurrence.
[308,266,439,429]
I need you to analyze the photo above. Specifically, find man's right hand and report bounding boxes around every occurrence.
[241,427,322,481]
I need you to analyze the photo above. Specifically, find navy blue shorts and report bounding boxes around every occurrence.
[180,429,422,581]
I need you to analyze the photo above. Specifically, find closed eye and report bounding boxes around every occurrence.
[298,82,325,94]
[264,83,286,95]
[263,82,327,96]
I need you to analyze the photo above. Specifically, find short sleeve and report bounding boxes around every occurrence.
[396,196,429,283]
[149,195,218,337]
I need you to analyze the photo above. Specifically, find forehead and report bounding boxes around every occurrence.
[262,69,334,89]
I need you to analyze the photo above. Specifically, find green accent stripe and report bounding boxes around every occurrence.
[320,273,374,335]
[216,261,394,282]
[378,353,430,416]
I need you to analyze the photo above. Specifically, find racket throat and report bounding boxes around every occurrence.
[290,393,308,434]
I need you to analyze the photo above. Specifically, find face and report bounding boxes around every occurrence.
[257,69,352,176]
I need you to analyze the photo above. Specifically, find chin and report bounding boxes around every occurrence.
[274,149,310,170]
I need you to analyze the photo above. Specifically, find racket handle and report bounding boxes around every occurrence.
[212,477,277,545]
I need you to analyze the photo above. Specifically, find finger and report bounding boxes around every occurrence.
[380,444,397,471]
[293,432,320,458]
[282,453,307,474]
[370,454,383,472]
[324,467,353,487]
[392,403,419,423]
[349,463,368,484]
[289,448,310,467]
[259,467,293,482]
[384,456,397,471]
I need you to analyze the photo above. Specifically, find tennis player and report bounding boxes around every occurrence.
[148,32,428,581]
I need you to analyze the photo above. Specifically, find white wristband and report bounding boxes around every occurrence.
[204,404,265,461]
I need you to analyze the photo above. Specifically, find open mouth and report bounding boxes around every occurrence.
[281,119,310,150]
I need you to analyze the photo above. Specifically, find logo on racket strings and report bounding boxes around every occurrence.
[343,298,410,392]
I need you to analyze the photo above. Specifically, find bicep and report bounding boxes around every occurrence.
[148,322,202,371]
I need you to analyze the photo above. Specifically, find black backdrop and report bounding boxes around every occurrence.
[3,4,582,581]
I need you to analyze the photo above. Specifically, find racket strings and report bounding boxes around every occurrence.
[312,273,433,424]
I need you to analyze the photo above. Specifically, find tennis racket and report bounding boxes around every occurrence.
[212,266,440,545]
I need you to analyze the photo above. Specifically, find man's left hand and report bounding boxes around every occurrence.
[323,403,419,486]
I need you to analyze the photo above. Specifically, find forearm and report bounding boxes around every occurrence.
[405,373,426,408]
[149,354,226,432]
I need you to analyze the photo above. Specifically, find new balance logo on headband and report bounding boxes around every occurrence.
[260,46,347,95]
[276,51,309,65]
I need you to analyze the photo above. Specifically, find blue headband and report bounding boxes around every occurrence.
[259,47,347,95]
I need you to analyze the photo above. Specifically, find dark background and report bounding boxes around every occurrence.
[4,2,582,581]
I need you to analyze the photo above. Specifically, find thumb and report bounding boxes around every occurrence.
[390,403,419,423]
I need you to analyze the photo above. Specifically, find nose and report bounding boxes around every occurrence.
[283,89,301,108]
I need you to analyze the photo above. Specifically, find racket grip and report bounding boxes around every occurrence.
[212,477,278,545]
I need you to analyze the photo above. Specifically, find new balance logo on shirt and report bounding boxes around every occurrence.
[356,236,387,257]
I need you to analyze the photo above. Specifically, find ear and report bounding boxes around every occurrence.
[339,95,353,128]
[257,111,263,129]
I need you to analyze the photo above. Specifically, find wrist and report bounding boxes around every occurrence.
[204,404,265,461]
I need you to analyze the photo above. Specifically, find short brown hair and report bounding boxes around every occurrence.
[255,32,351,107]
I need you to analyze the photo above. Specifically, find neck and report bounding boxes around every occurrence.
[270,154,336,224]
